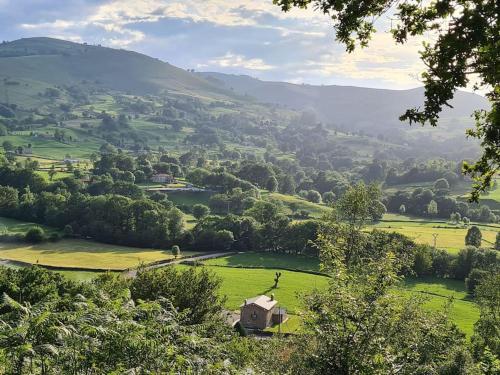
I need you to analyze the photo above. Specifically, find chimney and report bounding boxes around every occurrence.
[271,293,274,301]
[244,299,247,306]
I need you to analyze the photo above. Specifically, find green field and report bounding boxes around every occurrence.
[167,191,213,206]
[0,216,56,235]
[204,252,320,272]
[262,192,330,218]
[197,253,480,336]
[0,238,197,270]
[400,277,479,337]
[179,264,329,315]
[372,214,499,254]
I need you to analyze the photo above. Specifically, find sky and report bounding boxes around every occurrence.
[0,0,429,89]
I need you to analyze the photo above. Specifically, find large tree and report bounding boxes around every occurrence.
[274,0,499,200]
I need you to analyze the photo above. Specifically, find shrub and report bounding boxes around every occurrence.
[25,227,46,243]
[465,269,489,295]
[172,245,180,258]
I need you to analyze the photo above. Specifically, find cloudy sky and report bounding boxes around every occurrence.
[1,0,428,89]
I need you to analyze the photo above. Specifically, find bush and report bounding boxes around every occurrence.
[63,224,74,237]
[465,269,489,295]
[172,245,180,258]
[25,227,46,243]
[413,246,433,276]
[192,204,210,220]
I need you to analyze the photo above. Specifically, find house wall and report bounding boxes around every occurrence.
[240,304,272,330]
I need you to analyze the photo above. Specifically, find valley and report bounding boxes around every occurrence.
[0,35,497,373]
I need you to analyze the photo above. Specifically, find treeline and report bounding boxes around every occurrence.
[385,185,498,223]
[0,165,184,248]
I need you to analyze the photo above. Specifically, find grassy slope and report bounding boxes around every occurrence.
[179,264,328,315]
[400,277,479,337]
[204,252,320,272]
[199,253,479,335]
[262,191,330,218]
[0,216,56,235]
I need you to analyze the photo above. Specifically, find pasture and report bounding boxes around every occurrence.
[372,214,499,254]
[197,252,480,336]
[262,191,330,218]
[178,263,329,314]
[0,239,197,270]
[0,216,55,235]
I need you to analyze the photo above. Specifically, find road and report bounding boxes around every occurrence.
[124,252,236,278]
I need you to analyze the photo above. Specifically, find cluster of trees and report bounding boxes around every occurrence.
[0,162,185,248]
[386,186,498,223]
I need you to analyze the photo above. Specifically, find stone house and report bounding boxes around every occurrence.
[239,295,287,330]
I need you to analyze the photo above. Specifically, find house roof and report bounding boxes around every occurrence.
[240,295,278,311]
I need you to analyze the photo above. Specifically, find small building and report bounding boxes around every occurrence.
[240,295,287,330]
[151,173,174,184]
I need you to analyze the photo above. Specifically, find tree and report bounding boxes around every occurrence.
[274,0,499,200]
[306,189,321,203]
[171,245,180,258]
[322,191,335,205]
[273,272,282,288]
[25,227,45,243]
[465,268,489,295]
[192,204,210,220]
[427,200,438,217]
[434,178,450,192]
[213,229,234,251]
[289,203,472,374]
[48,165,57,181]
[399,204,406,215]
[450,212,462,224]
[266,176,279,192]
[0,186,18,213]
[465,226,482,247]
[471,273,500,361]
[2,140,14,152]
[495,232,500,251]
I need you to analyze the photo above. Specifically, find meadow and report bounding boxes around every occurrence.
[0,238,198,270]
[197,253,480,336]
[371,214,499,254]
[262,191,330,218]
[0,216,55,235]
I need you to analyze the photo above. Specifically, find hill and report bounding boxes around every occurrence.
[199,72,488,136]
[0,37,234,99]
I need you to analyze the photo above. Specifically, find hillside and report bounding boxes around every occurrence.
[0,37,234,99]
[200,72,488,136]
[0,37,485,163]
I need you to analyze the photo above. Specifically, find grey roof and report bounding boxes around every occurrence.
[240,295,278,311]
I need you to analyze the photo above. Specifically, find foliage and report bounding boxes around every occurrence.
[24,226,45,243]
[274,0,499,199]
[0,266,245,374]
[471,273,500,363]
[466,226,482,247]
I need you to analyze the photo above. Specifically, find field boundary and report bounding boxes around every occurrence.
[189,262,330,277]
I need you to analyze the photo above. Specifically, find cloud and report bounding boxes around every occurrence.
[205,52,275,71]
[1,0,436,89]
[291,33,426,88]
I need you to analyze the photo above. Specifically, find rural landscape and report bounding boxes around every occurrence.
[0,0,498,373]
